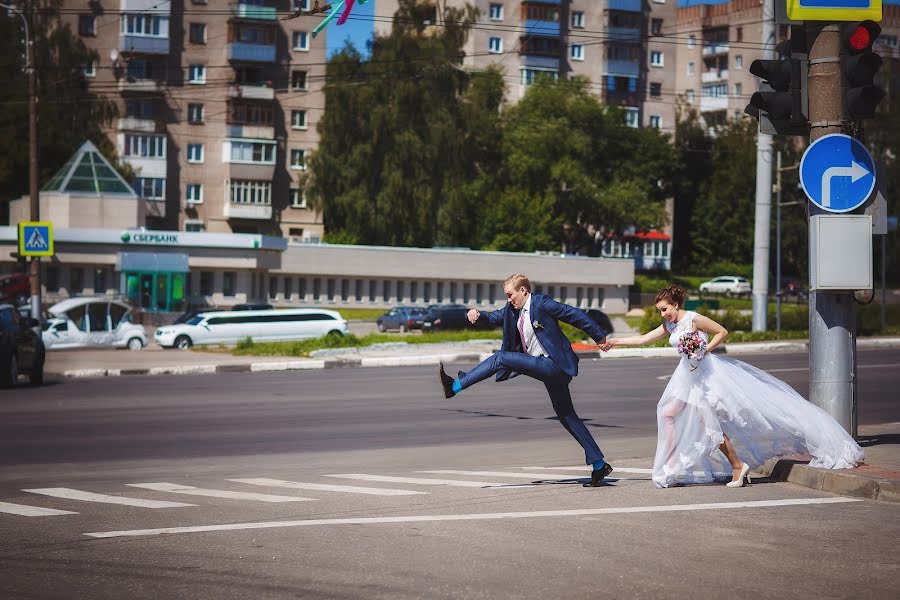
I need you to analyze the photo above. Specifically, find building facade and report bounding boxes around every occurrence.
[62,0,325,240]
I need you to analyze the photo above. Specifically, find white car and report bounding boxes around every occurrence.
[154,308,349,350]
[698,276,752,296]
[42,297,148,350]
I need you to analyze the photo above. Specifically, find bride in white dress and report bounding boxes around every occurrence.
[603,285,864,488]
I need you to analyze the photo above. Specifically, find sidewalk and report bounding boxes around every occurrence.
[40,335,900,504]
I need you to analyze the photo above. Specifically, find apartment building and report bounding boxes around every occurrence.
[61,0,325,241]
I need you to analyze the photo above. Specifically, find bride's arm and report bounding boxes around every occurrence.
[692,313,728,353]
[606,323,667,348]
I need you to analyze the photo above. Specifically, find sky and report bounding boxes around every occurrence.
[324,0,376,58]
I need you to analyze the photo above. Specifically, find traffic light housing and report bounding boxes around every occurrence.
[842,20,885,119]
[744,31,808,136]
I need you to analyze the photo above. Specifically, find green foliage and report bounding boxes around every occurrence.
[236,336,255,350]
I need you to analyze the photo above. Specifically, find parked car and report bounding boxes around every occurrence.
[232,303,274,311]
[154,308,349,350]
[698,276,751,297]
[421,304,499,332]
[0,303,44,387]
[42,297,148,351]
[376,306,428,332]
[0,273,30,306]
[585,309,615,335]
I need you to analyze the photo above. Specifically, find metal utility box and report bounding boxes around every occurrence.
[809,215,873,290]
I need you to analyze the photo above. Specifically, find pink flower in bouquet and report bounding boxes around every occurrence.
[677,331,707,360]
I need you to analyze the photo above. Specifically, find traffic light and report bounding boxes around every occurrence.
[842,20,885,119]
[744,32,808,136]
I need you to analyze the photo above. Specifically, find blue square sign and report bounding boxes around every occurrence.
[18,221,54,257]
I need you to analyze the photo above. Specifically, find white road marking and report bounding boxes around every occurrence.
[522,466,654,475]
[23,488,195,509]
[421,470,595,480]
[0,501,77,517]
[228,478,427,496]
[323,474,514,488]
[84,497,862,539]
[127,483,313,502]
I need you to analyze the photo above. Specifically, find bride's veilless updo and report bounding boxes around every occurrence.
[656,285,686,308]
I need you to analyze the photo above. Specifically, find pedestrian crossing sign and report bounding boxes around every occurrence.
[18,221,54,257]
[786,0,881,22]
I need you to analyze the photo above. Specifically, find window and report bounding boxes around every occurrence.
[78,15,95,36]
[223,272,236,297]
[624,108,639,128]
[570,44,584,61]
[522,68,557,86]
[134,177,166,200]
[82,61,97,78]
[124,134,166,158]
[121,14,165,37]
[291,110,307,129]
[688,34,696,48]
[94,268,106,294]
[187,143,204,163]
[269,277,278,299]
[185,221,204,232]
[686,89,695,104]
[650,51,663,67]
[571,11,584,28]
[186,183,203,204]
[189,22,206,44]
[291,70,307,91]
[488,37,502,54]
[126,99,153,118]
[649,115,662,129]
[70,268,84,294]
[736,27,743,43]
[735,55,743,69]
[188,103,204,124]
[290,149,306,170]
[488,3,503,20]
[290,188,307,208]
[688,61,695,76]
[229,180,271,205]
[293,0,309,10]
[229,140,275,163]
[126,59,153,80]
[292,31,309,51]
[229,102,273,125]
[650,82,662,98]
[188,64,206,84]
[651,19,662,36]
[734,82,742,97]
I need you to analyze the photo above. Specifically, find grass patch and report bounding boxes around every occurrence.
[333,308,391,320]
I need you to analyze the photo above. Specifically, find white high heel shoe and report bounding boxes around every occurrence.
[725,463,751,488]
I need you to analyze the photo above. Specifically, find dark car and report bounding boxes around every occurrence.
[422,304,498,332]
[232,303,274,311]
[376,306,428,332]
[0,303,45,387]
[0,273,30,306]
[585,309,615,335]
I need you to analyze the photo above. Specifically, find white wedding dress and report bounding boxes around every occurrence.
[652,311,865,488]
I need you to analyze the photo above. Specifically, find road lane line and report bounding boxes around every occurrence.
[420,470,597,480]
[127,483,314,502]
[228,478,427,496]
[83,497,862,539]
[23,488,195,508]
[522,466,654,474]
[323,474,514,488]
[0,501,77,517]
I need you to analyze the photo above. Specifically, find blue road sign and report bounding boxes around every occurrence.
[17,221,54,257]
[786,0,881,22]
[800,134,876,213]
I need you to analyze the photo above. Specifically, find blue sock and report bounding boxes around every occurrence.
[592,460,607,471]
[452,380,462,393]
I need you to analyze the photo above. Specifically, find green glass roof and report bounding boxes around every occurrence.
[42,141,137,197]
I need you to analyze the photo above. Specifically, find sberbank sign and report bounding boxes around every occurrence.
[121,231,179,244]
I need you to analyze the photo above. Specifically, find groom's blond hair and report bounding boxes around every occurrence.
[503,274,531,292]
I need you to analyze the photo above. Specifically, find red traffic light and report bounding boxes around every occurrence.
[843,20,881,53]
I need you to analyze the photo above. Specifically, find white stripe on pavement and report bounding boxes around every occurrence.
[23,488,195,508]
[522,466,654,474]
[126,483,314,502]
[420,470,596,480]
[228,478,427,496]
[84,497,861,539]
[323,474,516,488]
[0,501,77,517]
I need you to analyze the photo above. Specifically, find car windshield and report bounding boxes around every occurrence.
[41,322,55,331]
[186,316,205,326]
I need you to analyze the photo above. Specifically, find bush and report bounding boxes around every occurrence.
[236,336,255,350]
[702,261,753,279]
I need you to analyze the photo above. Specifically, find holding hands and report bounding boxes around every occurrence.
[467,309,480,324]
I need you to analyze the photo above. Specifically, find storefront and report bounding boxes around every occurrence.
[119,251,190,312]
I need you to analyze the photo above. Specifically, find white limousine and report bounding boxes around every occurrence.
[154,308,350,350]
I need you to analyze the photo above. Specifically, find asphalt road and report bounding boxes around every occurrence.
[1,350,898,599]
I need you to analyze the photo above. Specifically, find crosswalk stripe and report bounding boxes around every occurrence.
[229,478,427,496]
[0,501,77,517]
[126,483,313,502]
[323,474,523,488]
[23,488,195,508]
[522,466,654,474]
[421,470,594,480]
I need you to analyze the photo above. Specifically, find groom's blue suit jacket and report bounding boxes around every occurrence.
[477,293,608,381]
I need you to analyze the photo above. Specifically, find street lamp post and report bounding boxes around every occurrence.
[774,151,800,331]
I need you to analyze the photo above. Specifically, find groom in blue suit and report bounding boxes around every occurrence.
[439,273,614,487]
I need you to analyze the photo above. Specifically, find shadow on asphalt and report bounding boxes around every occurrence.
[857,433,900,448]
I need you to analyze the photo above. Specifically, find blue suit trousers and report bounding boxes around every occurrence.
[458,351,604,466]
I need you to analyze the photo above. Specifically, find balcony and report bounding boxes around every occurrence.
[117,117,162,133]
[126,157,167,178]
[118,78,165,94]
[226,124,275,139]
[227,42,276,63]
[224,202,272,220]
[229,2,277,21]
[702,43,730,57]
[228,84,275,101]
[226,162,275,180]
[525,20,560,37]
[608,0,642,12]
[606,60,640,78]
[607,27,641,44]
[699,96,729,112]
[701,70,729,83]
[119,35,169,54]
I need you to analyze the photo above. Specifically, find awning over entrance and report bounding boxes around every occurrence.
[117,252,189,273]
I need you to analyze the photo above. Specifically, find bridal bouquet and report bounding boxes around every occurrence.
[677,331,707,371]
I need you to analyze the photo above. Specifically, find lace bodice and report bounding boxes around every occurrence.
[665,310,708,349]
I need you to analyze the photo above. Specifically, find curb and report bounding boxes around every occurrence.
[756,456,900,503]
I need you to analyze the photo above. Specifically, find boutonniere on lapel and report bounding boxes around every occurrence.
[532,320,544,331]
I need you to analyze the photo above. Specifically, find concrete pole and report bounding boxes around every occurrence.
[805,22,855,435]
[27,8,41,324]
[776,151,783,331]
[751,1,776,331]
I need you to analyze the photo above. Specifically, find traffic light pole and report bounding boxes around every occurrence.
[27,7,41,324]
[805,22,856,436]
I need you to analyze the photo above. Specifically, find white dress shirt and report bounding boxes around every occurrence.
[519,293,549,357]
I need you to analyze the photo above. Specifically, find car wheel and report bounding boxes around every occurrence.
[328,330,343,337]
[399,324,408,333]
[127,337,144,351]
[377,322,386,332]
[175,335,192,351]
[1,353,18,388]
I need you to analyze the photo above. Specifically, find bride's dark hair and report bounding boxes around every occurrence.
[656,285,685,308]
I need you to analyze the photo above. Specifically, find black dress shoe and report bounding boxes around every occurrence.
[439,362,456,399]
[583,463,614,487]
